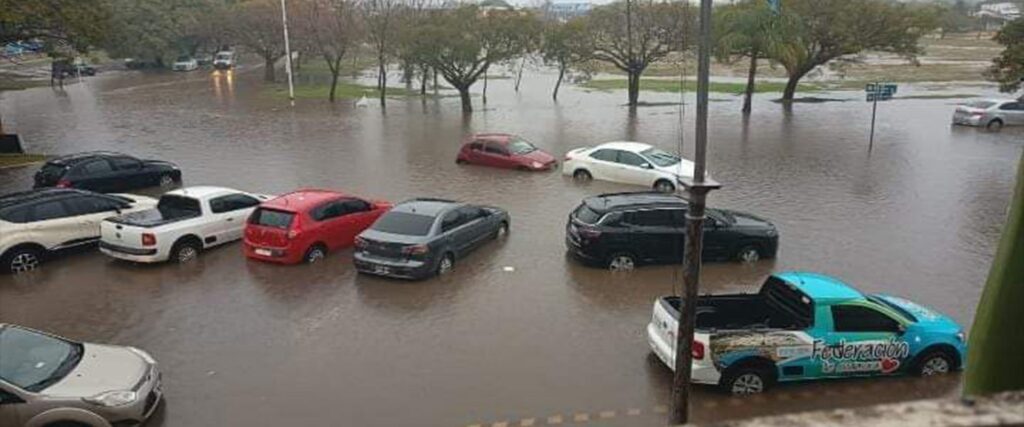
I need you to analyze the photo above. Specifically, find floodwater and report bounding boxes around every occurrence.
[0,66,1020,427]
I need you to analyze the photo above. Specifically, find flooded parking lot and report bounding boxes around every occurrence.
[0,68,1021,426]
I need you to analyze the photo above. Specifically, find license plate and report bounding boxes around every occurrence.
[255,249,272,257]
[373,265,390,275]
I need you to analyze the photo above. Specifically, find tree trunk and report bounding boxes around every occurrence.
[514,58,525,92]
[553,64,566,101]
[264,55,276,82]
[483,72,488,105]
[328,57,343,103]
[742,55,758,114]
[782,69,807,102]
[627,71,641,106]
[378,57,387,107]
[433,68,438,91]
[458,87,472,113]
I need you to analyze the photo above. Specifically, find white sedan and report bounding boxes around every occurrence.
[171,56,199,71]
[562,141,699,192]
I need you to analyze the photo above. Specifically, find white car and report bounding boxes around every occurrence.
[562,142,700,193]
[99,186,271,264]
[171,55,199,71]
[0,189,157,274]
[951,98,1024,130]
[212,51,235,70]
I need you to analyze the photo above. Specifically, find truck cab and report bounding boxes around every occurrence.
[647,272,967,394]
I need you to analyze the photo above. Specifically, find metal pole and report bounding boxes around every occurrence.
[280,0,296,107]
[669,0,719,422]
[868,88,878,153]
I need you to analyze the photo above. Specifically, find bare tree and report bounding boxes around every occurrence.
[231,0,286,82]
[360,0,400,107]
[295,0,361,101]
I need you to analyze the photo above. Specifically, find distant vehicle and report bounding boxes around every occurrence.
[124,58,160,69]
[196,53,214,66]
[566,192,778,270]
[952,99,1024,130]
[33,151,182,193]
[212,51,235,70]
[647,272,967,394]
[562,142,700,193]
[99,186,271,264]
[244,189,392,265]
[455,133,557,171]
[0,324,163,426]
[354,198,510,279]
[172,55,199,71]
[0,189,157,274]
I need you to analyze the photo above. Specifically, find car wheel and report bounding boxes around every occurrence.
[495,221,509,239]
[654,180,676,193]
[736,245,761,263]
[4,247,42,274]
[915,350,954,377]
[986,119,1003,131]
[721,367,771,395]
[437,253,455,276]
[171,240,201,264]
[456,158,467,165]
[158,174,175,187]
[304,245,327,264]
[573,169,592,181]
[607,252,636,271]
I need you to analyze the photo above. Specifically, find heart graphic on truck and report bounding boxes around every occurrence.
[880,358,900,374]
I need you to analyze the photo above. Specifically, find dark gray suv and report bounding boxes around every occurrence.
[353,198,510,280]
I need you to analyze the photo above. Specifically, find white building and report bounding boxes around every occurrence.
[975,2,1021,29]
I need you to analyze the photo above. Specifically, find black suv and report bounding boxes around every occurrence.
[33,151,181,193]
[353,198,510,280]
[566,192,778,270]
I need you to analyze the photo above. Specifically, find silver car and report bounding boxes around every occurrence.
[951,98,1024,130]
[0,324,163,427]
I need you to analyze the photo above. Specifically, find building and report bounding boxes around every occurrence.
[974,2,1022,30]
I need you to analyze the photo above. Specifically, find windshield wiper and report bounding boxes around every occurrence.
[25,343,83,392]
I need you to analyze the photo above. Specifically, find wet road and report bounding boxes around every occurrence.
[0,67,1020,427]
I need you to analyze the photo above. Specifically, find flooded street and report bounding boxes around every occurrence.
[0,67,1020,427]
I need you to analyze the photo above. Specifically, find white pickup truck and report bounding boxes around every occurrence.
[99,186,271,264]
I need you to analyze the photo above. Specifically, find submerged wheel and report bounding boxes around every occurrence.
[721,367,772,395]
[495,222,509,239]
[736,245,761,263]
[171,239,201,264]
[304,245,327,264]
[573,169,592,181]
[158,174,175,187]
[654,180,676,193]
[437,253,455,276]
[986,119,1003,131]
[607,252,636,271]
[915,350,955,376]
[4,247,42,274]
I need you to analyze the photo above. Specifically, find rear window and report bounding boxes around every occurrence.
[39,163,67,178]
[371,211,435,236]
[966,101,996,109]
[573,204,603,224]
[249,208,295,229]
[157,195,201,216]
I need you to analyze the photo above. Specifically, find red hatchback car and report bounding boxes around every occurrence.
[455,133,557,171]
[243,189,392,264]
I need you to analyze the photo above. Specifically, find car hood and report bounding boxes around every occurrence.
[654,159,697,179]
[874,294,961,330]
[44,343,148,397]
[520,149,556,164]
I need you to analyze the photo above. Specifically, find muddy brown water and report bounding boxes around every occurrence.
[0,67,1020,427]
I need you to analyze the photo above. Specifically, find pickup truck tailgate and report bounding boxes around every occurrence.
[647,297,713,380]
[101,220,149,251]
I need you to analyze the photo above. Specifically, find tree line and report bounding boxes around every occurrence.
[2,0,1022,113]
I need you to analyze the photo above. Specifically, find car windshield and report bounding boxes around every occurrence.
[216,53,231,60]
[640,148,680,167]
[0,326,83,392]
[573,204,603,224]
[249,208,294,229]
[508,137,537,155]
[157,195,201,216]
[371,211,435,236]
[966,101,996,109]
[867,295,918,323]
[176,56,191,62]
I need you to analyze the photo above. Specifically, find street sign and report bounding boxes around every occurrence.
[865,82,898,152]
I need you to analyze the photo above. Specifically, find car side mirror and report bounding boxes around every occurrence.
[641,162,653,169]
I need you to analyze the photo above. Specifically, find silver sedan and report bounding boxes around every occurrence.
[952,98,1024,130]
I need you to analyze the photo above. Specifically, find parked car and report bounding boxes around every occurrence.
[952,99,1024,130]
[244,189,392,265]
[33,151,182,193]
[0,324,163,426]
[99,186,271,264]
[562,142,700,193]
[212,51,235,70]
[59,58,97,77]
[172,55,199,71]
[565,192,778,270]
[353,198,509,280]
[647,272,967,394]
[0,189,157,274]
[455,133,557,171]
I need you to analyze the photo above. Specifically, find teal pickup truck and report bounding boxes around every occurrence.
[647,272,967,394]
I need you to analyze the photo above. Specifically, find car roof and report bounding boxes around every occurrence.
[583,192,686,214]
[166,186,242,200]
[391,198,461,217]
[468,133,514,143]
[0,188,94,209]
[594,141,653,153]
[262,189,347,212]
[775,271,864,304]
[47,151,128,166]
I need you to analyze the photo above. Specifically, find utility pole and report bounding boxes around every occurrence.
[280,0,296,107]
[669,0,720,422]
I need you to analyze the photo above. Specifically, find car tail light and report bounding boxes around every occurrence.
[692,340,705,360]
[402,244,429,255]
[56,179,72,188]
[287,229,300,240]
[141,233,157,247]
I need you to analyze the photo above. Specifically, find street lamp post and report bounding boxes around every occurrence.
[280,0,296,107]
[669,0,721,422]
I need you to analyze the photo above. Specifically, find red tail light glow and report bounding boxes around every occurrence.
[692,340,705,360]
[578,226,601,239]
[141,233,157,247]
[402,244,429,255]
[56,179,72,188]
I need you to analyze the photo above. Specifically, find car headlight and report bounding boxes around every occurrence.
[956,331,966,343]
[531,161,543,169]
[128,346,157,364]
[85,390,138,407]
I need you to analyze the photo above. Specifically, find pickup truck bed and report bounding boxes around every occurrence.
[107,208,200,228]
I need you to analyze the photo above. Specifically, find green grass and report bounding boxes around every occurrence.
[0,153,47,168]
[0,78,48,92]
[580,78,822,94]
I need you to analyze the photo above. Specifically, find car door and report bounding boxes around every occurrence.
[455,206,491,249]
[819,304,911,378]
[586,149,621,181]
[208,193,262,245]
[71,159,118,192]
[62,195,126,244]
[622,209,682,262]
[615,150,655,186]
[701,211,731,261]
[481,141,515,168]
[439,210,474,256]
[23,199,83,251]
[336,199,377,248]
[466,141,486,164]
[108,156,148,191]
[0,385,25,427]
[999,102,1024,125]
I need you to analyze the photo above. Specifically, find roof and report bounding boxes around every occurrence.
[392,198,460,217]
[48,151,127,165]
[262,189,346,212]
[775,272,864,304]
[0,188,89,209]
[583,192,686,213]
[166,186,241,200]
[595,141,653,153]
[470,133,514,143]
